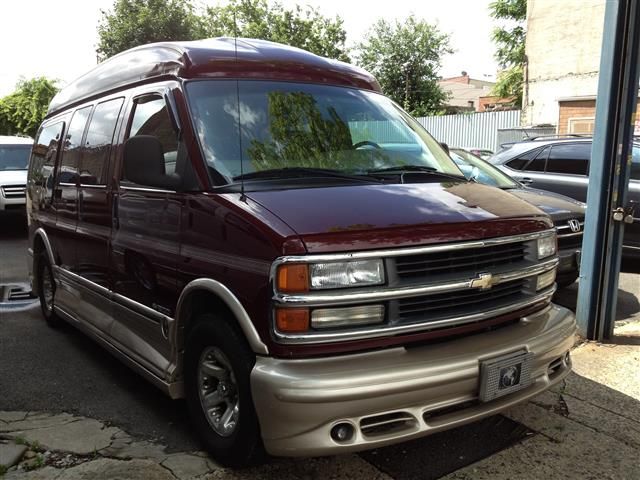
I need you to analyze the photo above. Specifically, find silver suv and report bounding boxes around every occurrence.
[490,137,640,258]
[0,136,32,214]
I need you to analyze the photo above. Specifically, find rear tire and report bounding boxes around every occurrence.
[36,252,61,328]
[184,314,264,467]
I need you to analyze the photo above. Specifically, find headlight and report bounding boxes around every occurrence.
[537,235,557,259]
[310,260,384,290]
[311,305,385,329]
[536,269,556,290]
[276,259,384,292]
[275,304,385,333]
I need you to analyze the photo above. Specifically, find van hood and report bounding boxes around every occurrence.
[247,182,553,253]
[0,169,27,185]
[505,187,585,221]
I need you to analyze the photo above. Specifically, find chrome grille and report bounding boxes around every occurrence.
[396,279,527,322]
[394,242,527,280]
[1,185,26,198]
[558,233,583,250]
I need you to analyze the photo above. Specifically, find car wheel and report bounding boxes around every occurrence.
[37,252,61,327]
[185,314,263,467]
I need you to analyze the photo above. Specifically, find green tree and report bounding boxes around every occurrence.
[355,16,452,117]
[203,0,349,62]
[490,0,526,106]
[0,77,58,137]
[97,0,206,60]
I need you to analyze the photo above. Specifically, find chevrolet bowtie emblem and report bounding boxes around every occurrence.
[470,273,495,290]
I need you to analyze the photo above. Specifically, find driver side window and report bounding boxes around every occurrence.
[125,95,179,181]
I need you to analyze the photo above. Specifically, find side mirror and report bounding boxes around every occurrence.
[440,142,450,156]
[123,135,181,190]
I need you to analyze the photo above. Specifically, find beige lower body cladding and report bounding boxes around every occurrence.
[251,303,577,456]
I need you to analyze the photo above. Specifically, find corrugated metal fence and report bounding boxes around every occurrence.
[416,110,522,152]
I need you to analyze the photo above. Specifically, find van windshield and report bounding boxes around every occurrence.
[0,145,31,171]
[186,80,463,184]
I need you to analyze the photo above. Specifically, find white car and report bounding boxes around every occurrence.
[0,136,33,213]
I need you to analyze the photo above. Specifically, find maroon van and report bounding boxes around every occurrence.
[26,38,576,466]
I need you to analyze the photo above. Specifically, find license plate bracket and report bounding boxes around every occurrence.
[479,351,534,402]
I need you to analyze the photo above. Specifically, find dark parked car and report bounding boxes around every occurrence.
[451,148,586,287]
[27,38,576,466]
[489,137,640,258]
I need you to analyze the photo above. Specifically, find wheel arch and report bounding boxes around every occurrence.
[173,279,269,369]
[32,228,56,295]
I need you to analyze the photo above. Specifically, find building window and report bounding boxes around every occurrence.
[568,117,595,134]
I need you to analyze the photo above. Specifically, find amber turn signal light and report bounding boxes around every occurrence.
[277,264,309,293]
[275,308,310,332]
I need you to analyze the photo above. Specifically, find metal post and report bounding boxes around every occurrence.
[576,0,640,340]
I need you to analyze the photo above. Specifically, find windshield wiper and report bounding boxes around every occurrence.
[367,165,467,181]
[233,167,382,183]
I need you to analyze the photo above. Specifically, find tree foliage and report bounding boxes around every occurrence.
[97,0,349,63]
[355,16,452,117]
[0,77,58,138]
[490,0,526,105]
[97,0,206,60]
[203,0,349,62]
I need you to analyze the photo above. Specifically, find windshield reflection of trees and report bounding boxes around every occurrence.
[246,91,392,172]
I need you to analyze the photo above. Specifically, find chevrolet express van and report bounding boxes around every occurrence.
[27,38,576,466]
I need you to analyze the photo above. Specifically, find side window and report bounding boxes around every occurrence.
[546,143,591,176]
[523,146,550,172]
[631,146,640,181]
[80,98,124,185]
[126,95,178,178]
[29,122,64,197]
[507,147,544,171]
[60,106,92,184]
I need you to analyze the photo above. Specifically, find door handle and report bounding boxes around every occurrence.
[520,177,533,185]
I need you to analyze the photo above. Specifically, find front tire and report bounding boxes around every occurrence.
[36,252,61,327]
[185,315,263,467]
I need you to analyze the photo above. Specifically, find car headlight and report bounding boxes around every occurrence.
[276,259,385,292]
[536,269,556,290]
[537,234,557,259]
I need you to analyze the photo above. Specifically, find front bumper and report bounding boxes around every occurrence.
[558,247,580,276]
[251,303,576,457]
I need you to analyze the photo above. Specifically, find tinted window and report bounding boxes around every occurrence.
[631,146,640,181]
[524,146,550,172]
[60,106,92,184]
[28,122,64,198]
[507,147,543,170]
[80,98,124,185]
[128,95,178,175]
[546,143,590,175]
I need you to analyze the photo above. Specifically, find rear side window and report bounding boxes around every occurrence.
[507,147,544,170]
[60,106,92,184]
[546,143,591,176]
[127,95,178,176]
[523,146,550,172]
[80,98,124,185]
[29,122,64,196]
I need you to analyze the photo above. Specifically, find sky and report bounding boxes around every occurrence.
[0,0,499,97]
